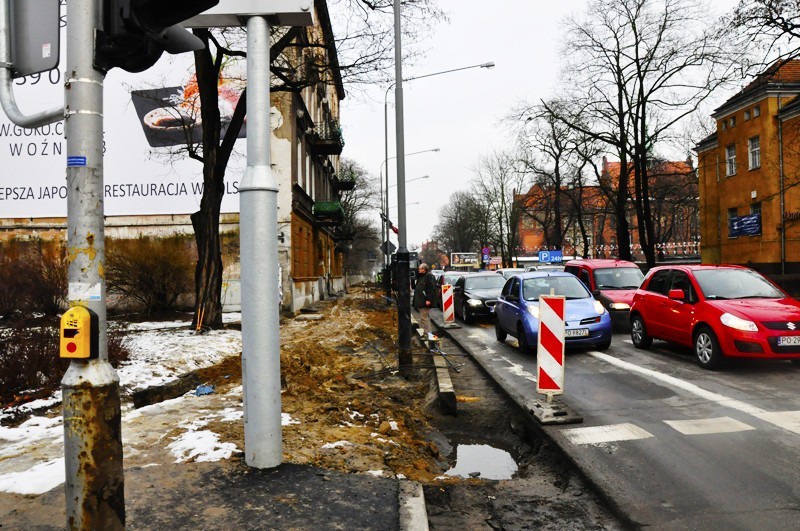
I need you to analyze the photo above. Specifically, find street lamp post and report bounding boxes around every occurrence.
[388,4,494,372]
[378,60,494,301]
[379,149,438,299]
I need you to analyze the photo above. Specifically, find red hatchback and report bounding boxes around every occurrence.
[629,264,800,369]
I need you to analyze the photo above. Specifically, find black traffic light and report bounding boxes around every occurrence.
[95,0,219,73]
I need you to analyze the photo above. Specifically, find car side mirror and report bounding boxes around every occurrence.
[668,288,685,301]
[592,289,601,299]
[507,294,518,302]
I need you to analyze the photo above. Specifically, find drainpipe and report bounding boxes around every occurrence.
[778,97,786,275]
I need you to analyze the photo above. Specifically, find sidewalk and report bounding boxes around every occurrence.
[1,459,425,530]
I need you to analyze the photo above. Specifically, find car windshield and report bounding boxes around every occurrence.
[443,273,465,284]
[522,276,591,301]
[500,269,524,279]
[593,267,644,290]
[464,275,507,290]
[694,269,784,300]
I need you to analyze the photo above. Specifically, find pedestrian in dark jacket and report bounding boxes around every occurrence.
[413,263,437,340]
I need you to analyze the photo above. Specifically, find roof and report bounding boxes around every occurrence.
[713,59,800,117]
[564,259,638,268]
[694,131,718,153]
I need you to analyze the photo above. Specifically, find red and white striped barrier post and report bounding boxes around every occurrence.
[536,295,565,402]
[442,284,455,323]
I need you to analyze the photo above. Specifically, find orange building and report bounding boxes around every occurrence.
[517,158,699,261]
[695,59,800,275]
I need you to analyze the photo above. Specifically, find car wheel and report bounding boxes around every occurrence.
[630,315,652,349]
[517,324,532,354]
[695,326,724,370]
[495,319,507,342]
[596,339,611,351]
[462,302,473,324]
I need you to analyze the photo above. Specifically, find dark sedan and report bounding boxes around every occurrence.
[453,272,507,323]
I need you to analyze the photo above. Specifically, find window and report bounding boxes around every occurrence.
[728,207,738,238]
[748,136,761,169]
[750,202,761,216]
[721,121,727,131]
[753,105,761,117]
[744,109,751,120]
[669,271,694,302]
[646,270,671,295]
[729,116,736,128]
[726,145,737,176]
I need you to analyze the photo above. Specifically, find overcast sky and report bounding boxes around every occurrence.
[339,0,739,250]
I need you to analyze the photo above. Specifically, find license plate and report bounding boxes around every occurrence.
[777,336,800,346]
[565,328,589,338]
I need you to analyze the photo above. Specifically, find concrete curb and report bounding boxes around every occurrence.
[411,314,457,415]
[398,481,429,531]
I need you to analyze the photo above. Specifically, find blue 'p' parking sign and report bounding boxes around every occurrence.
[538,250,563,263]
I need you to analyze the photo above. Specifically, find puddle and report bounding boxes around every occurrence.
[444,444,518,480]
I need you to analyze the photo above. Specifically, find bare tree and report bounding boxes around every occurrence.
[512,101,601,255]
[552,0,740,267]
[181,0,445,328]
[728,0,800,63]
[337,158,381,271]
[432,190,481,256]
[473,151,526,267]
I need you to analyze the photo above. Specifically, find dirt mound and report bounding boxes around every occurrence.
[203,293,449,482]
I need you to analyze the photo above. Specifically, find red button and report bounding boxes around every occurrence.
[67,342,77,353]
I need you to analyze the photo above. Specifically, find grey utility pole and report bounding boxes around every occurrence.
[184,0,312,469]
[61,0,125,527]
[393,0,412,374]
[239,15,282,468]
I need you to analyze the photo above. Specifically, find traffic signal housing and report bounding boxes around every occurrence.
[95,0,219,73]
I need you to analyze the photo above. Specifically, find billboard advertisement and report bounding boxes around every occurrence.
[0,6,246,219]
[450,252,478,267]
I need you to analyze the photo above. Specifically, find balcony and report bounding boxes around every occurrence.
[333,174,355,191]
[309,118,345,156]
[313,200,345,225]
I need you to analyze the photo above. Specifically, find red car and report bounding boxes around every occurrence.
[564,259,644,332]
[629,264,800,369]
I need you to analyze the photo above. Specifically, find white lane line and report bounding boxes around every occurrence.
[752,411,800,435]
[664,417,756,435]
[587,351,768,416]
[588,351,800,436]
[561,423,653,445]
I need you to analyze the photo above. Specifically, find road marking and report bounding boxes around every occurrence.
[588,351,800,437]
[752,411,800,435]
[587,351,768,416]
[561,423,653,445]
[664,417,755,435]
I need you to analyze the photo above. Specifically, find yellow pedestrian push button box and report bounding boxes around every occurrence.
[60,306,98,359]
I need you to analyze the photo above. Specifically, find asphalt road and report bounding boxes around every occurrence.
[434,310,800,530]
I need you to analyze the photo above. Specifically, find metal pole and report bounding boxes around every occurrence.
[394,0,412,373]
[240,15,282,468]
[382,92,391,300]
[61,0,124,527]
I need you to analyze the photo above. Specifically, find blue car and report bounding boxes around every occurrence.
[494,272,612,353]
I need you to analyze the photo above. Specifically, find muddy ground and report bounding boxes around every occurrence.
[238,289,623,529]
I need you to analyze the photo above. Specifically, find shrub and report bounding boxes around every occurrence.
[25,243,68,315]
[106,235,195,314]
[0,254,26,319]
[0,240,67,317]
